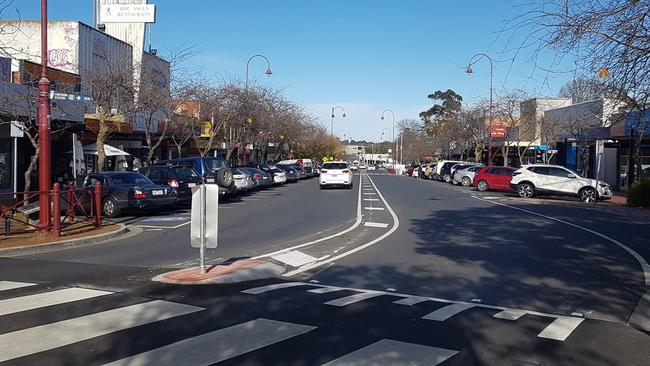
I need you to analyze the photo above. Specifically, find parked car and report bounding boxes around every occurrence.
[232,168,254,192]
[137,165,202,204]
[83,172,176,218]
[278,159,316,176]
[434,160,463,181]
[158,157,235,196]
[319,161,353,189]
[276,164,299,182]
[473,166,517,192]
[239,167,274,189]
[510,164,613,202]
[453,165,484,187]
[449,164,477,184]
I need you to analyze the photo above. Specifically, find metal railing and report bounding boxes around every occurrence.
[1,182,102,237]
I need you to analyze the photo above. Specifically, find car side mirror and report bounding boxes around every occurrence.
[567,173,576,178]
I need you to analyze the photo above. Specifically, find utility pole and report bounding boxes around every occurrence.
[38,0,51,232]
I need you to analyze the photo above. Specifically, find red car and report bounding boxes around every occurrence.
[473,166,517,191]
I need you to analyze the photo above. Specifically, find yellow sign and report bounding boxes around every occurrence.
[200,121,212,137]
[597,68,610,78]
[322,156,328,162]
[247,116,253,124]
[329,156,334,161]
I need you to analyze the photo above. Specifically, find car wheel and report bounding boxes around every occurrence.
[102,197,120,218]
[517,183,535,198]
[433,174,440,181]
[477,180,489,191]
[444,174,451,183]
[579,187,596,203]
[348,183,354,189]
[461,176,472,187]
[216,168,234,187]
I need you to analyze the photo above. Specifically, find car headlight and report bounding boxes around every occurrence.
[598,183,610,188]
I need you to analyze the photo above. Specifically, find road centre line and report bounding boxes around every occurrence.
[283,173,400,276]
[251,173,363,260]
[472,196,650,286]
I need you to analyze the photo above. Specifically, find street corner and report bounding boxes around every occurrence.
[152,258,286,285]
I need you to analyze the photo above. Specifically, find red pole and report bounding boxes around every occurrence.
[52,183,60,237]
[67,181,75,221]
[94,181,102,227]
[37,0,51,232]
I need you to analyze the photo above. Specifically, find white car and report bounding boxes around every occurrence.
[453,165,483,186]
[319,161,353,189]
[510,164,613,202]
[272,169,287,185]
[350,164,359,171]
[367,165,376,171]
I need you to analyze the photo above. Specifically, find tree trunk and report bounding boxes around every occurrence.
[22,146,39,204]
[177,144,182,158]
[96,109,109,172]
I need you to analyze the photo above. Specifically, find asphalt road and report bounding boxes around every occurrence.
[1,171,649,365]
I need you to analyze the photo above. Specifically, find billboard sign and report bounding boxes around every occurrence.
[99,4,156,23]
[488,124,507,138]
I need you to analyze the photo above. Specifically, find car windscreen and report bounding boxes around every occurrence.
[203,158,227,173]
[110,173,152,185]
[171,167,199,179]
[322,163,348,169]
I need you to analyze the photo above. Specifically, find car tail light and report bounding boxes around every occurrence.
[133,189,145,199]
[342,170,350,173]
[254,174,262,180]
[167,179,179,187]
[321,169,328,173]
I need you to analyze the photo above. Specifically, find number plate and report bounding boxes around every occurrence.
[206,178,215,183]
[152,190,164,195]
[187,183,196,187]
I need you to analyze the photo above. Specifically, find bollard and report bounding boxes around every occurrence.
[52,183,61,237]
[94,181,102,227]
[4,217,9,234]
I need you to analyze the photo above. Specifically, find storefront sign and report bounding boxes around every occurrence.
[99,4,156,23]
[488,125,507,138]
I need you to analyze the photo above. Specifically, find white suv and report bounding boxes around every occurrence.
[319,161,353,189]
[510,164,613,202]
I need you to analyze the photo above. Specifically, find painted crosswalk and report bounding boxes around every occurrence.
[0,278,595,364]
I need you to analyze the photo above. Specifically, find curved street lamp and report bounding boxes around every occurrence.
[466,53,493,164]
[245,54,272,89]
[381,109,395,165]
[330,106,346,137]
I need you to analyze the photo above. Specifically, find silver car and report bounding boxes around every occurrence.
[453,165,483,187]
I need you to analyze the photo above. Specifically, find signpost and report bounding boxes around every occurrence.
[190,184,219,274]
[10,121,23,199]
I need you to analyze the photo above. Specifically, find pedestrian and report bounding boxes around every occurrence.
[425,165,432,179]
[417,165,423,179]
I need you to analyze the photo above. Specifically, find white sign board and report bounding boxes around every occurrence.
[99,4,156,23]
[9,121,24,138]
[190,184,219,249]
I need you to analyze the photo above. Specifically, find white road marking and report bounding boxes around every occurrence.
[241,282,308,294]
[363,198,380,201]
[321,339,458,366]
[422,303,475,321]
[0,281,35,292]
[364,207,384,211]
[393,296,430,306]
[364,222,389,228]
[145,228,163,231]
[0,288,112,316]
[473,196,650,285]
[271,251,317,267]
[133,221,191,230]
[0,300,203,362]
[104,318,316,366]
[219,206,234,209]
[284,173,400,276]
[324,291,384,306]
[493,309,528,320]
[307,286,344,294]
[363,192,377,195]
[252,174,363,260]
[537,316,585,341]
[229,202,247,205]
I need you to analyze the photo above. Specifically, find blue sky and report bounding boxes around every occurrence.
[9,0,573,141]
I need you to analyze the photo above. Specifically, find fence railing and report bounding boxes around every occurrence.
[0,182,102,237]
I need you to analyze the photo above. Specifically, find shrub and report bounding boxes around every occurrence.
[627,179,650,208]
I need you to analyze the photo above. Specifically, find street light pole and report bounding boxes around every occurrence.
[466,53,493,165]
[381,109,395,166]
[330,106,346,137]
[38,0,51,231]
[245,54,272,89]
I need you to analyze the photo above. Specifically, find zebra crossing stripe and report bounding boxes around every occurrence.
[0,300,203,362]
[493,309,528,321]
[0,281,35,292]
[321,339,458,366]
[422,303,475,321]
[393,296,430,306]
[324,291,384,307]
[241,282,307,294]
[0,288,112,317]
[307,286,344,294]
[537,316,585,341]
[104,318,316,366]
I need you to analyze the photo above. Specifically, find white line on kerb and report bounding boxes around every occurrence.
[284,173,400,276]
[472,196,650,286]
[252,173,364,260]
